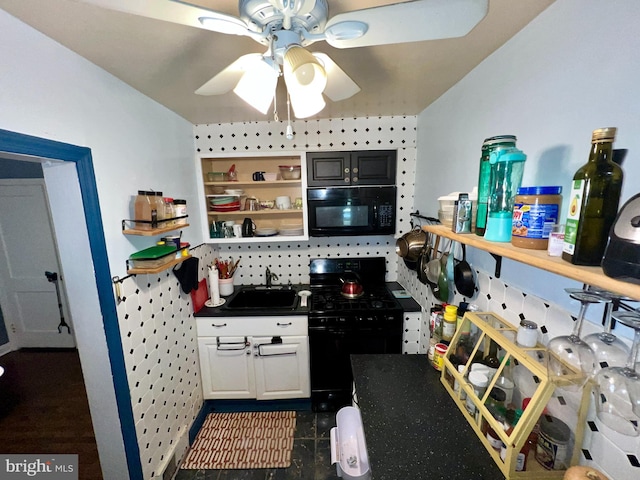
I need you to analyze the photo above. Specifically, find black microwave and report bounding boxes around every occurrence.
[307,186,396,237]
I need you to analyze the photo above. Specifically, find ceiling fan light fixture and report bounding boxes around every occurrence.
[198,16,248,36]
[233,57,279,114]
[289,90,325,119]
[324,21,368,42]
[283,46,327,95]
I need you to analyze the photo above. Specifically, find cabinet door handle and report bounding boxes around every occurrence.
[211,323,228,328]
[276,322,293,327]
[216,336,249,350]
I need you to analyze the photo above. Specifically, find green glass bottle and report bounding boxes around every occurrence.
[562,128,623,265]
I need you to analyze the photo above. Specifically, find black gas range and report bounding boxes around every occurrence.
[308,257,404,411]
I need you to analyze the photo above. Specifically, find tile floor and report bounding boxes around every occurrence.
[175,410,340,480]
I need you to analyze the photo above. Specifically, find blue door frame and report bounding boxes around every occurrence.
[0,128,143,480]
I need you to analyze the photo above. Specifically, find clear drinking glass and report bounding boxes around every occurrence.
[546,289,601,390]
[583,289,631,371]
[594,310,640,436]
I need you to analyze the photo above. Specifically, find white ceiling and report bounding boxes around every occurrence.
[0,0,554,124]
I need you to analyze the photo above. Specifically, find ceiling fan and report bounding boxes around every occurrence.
[80,0,489,119]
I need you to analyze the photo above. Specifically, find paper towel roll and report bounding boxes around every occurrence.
[208,266,220,305]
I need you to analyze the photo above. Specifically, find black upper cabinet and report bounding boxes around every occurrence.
[307,150,396,187]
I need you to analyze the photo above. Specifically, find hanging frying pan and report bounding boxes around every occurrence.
[454,243,476,298]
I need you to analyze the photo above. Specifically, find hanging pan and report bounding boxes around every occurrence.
[454,243,476,298]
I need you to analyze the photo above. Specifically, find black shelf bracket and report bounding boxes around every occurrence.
[490,253,503,278]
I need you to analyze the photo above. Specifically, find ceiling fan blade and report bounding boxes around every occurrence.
[195,54,265,96]
[312,53,360,102]
[324,0,489,49]
[79,0,251,37]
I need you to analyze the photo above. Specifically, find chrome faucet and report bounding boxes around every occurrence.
[265,267,278,288]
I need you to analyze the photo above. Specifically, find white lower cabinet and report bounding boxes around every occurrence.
[196,316,310,400]
[198,336,256,399]
[253,335,310,400]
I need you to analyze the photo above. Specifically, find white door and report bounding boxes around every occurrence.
[253,335,310,400]
[0,179,75,348]
[198,336,255,399]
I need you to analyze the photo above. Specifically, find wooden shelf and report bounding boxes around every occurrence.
[122,222,189,236]
[204,180,301,187]
[127,254,191,275]
[423,224,640,301]
[207,210,302,217]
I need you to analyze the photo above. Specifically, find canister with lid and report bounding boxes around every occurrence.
[134,190,155,229]
[535,415,570,470]
[512,186,563,249]
[174,199,187,225]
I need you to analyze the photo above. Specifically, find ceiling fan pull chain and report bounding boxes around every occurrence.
[273,90,279,122]
[286,93,294,140]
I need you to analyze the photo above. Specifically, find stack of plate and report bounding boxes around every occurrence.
[255,227,278,237]
[278,223,304,236]
[207,195,240,212]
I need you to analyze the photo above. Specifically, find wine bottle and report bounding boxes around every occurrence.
[562,127,623,265]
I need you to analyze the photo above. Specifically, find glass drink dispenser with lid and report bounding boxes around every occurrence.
[484,147,527,242]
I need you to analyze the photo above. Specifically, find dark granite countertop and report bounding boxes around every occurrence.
[351,354,504,480]
[195,282,420,317]
[194,284,310,317]
[386,281,421,312]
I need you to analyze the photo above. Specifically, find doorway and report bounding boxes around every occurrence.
[0,129,141,480]
[0,177,75,348]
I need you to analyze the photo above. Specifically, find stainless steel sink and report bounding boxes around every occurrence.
[225,287,298,309]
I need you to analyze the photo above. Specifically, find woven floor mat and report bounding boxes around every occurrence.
[181,411,296,470]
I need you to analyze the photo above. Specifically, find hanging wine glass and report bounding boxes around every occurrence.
[593,310,640,436]
[546,289,601,390]
[583,289,632,372]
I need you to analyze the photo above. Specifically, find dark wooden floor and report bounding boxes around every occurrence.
[0,349,103,480]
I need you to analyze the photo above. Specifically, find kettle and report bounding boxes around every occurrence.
[340,274,364,298]
[602,193,640,283]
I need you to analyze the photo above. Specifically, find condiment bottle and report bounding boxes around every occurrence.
[174,199,187,225]
[476,135,517,236]
[562,127,623,265]
[482,340,501,369]
[441,304,458,342]
[134,190,154,230]
[153,191,165,224]
[465,370,489,418]
[163,197,175,225]
[500,409,533,472]
[495,359,515,406]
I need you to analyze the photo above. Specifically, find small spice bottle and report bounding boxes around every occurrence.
[516,320,538,348]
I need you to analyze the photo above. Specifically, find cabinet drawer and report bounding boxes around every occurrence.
[196,315,308,337]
